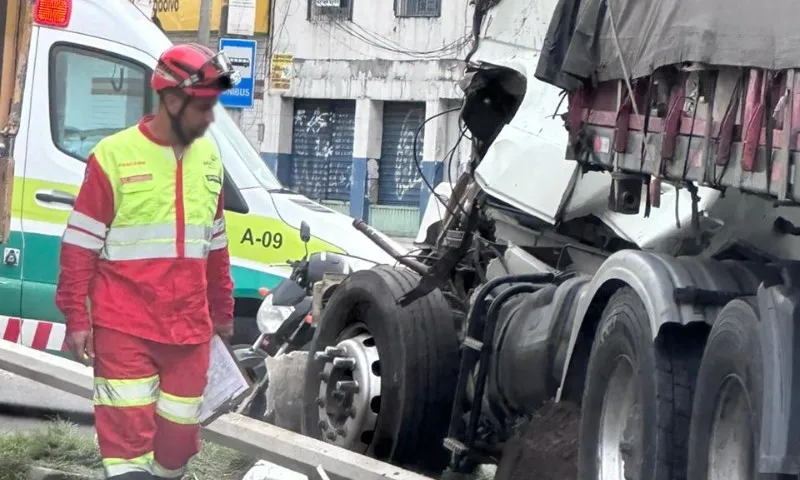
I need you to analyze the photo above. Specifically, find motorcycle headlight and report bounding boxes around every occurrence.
[256,294,296,334]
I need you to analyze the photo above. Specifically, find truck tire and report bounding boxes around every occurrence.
[578,287,702,480]
[687,298,772,480]
[301,265,459,473]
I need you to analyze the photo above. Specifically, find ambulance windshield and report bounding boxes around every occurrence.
[211,104,282,191]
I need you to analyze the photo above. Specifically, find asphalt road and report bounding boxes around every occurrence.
[0,369,94,433]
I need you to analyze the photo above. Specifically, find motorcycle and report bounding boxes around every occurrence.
[234,220,354,419]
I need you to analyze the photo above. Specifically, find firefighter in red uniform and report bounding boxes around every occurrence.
[55,43,239,480]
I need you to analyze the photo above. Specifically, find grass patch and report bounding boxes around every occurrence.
[0,420,254,480]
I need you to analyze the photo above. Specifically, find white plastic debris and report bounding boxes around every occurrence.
[241,460,308,480]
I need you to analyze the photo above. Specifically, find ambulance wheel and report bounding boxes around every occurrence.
[578,287,704,480]
[301,265,459,473]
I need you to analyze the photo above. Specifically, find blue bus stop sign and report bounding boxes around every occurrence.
[218,38,257,109]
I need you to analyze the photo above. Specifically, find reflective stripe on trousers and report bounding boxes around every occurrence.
[93,373,203,422]
[103,452,154,477]
[152,459,187,478]
[94,375,159,407]
[102,453,186,478]
[156,391,203,425]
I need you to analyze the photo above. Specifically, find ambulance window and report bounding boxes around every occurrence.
[49,44,156,162]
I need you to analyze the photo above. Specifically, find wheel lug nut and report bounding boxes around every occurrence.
[336,380,359,394]
[326,431,337,441]
[345,407,356,418]
[332,357,356,370]
[315,397,325,407]
[336,427,347,436]
[318,420,328,431]
[314,352,332,362]
[325,346,346,357]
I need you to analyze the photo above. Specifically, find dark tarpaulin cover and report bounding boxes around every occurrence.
[534,0,800,92]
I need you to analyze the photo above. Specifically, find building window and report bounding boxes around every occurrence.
[307,0,353,22]
[49,44,155,162]
[395,0,441,17]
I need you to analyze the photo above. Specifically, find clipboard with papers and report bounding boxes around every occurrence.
[198,334,254,426]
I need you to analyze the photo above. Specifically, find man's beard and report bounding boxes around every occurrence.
[185,126,209,143]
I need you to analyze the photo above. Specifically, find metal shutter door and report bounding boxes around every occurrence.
[378,102,426,206]
[290,99,356,201]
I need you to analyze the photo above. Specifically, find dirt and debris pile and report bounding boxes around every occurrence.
[493,401,580,480]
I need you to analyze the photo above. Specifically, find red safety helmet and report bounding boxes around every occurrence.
[151,43,239,97]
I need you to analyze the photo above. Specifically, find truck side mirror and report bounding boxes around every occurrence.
[300,221,311,243]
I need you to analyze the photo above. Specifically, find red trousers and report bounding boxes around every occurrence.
[92,326,210,479]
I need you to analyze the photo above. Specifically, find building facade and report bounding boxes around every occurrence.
[261,0,471,236]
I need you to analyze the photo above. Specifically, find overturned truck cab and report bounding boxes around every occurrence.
[299,0,800,478]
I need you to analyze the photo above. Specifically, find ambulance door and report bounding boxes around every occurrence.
[19,26,156,331]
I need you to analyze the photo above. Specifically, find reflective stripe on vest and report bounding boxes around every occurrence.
[91,125,223,261]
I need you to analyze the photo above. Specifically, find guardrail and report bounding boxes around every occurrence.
[0,339,435,480]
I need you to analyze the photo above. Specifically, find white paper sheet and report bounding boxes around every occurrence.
[198,334,252,425]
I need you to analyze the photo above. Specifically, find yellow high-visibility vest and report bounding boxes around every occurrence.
[91,125,224,261]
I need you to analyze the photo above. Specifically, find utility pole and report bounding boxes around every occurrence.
[198,0,212,46]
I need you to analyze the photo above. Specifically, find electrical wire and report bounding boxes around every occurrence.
[315,21,384,59]
[330,19,470,59]
[446,126,468,188]
[412,107,472,221]
[307,0,468,58]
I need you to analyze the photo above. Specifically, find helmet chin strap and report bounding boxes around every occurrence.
[162,93,192,147]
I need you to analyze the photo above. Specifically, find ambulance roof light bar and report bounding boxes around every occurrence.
[34,0,72,28]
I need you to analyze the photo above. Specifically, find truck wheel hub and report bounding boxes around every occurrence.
[708,377,752,480]
[315,331,382,451]
[599,356,642,479]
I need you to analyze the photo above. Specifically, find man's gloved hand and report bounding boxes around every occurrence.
[66,329,94,365]
[214,323,234,342]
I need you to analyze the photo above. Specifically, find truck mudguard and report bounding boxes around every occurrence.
[757,278,800,474]
[555,249,772,401]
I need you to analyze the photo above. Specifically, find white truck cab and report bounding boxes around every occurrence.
[0,0,403,353]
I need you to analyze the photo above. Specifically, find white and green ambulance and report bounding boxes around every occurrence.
[0,0,403,355]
